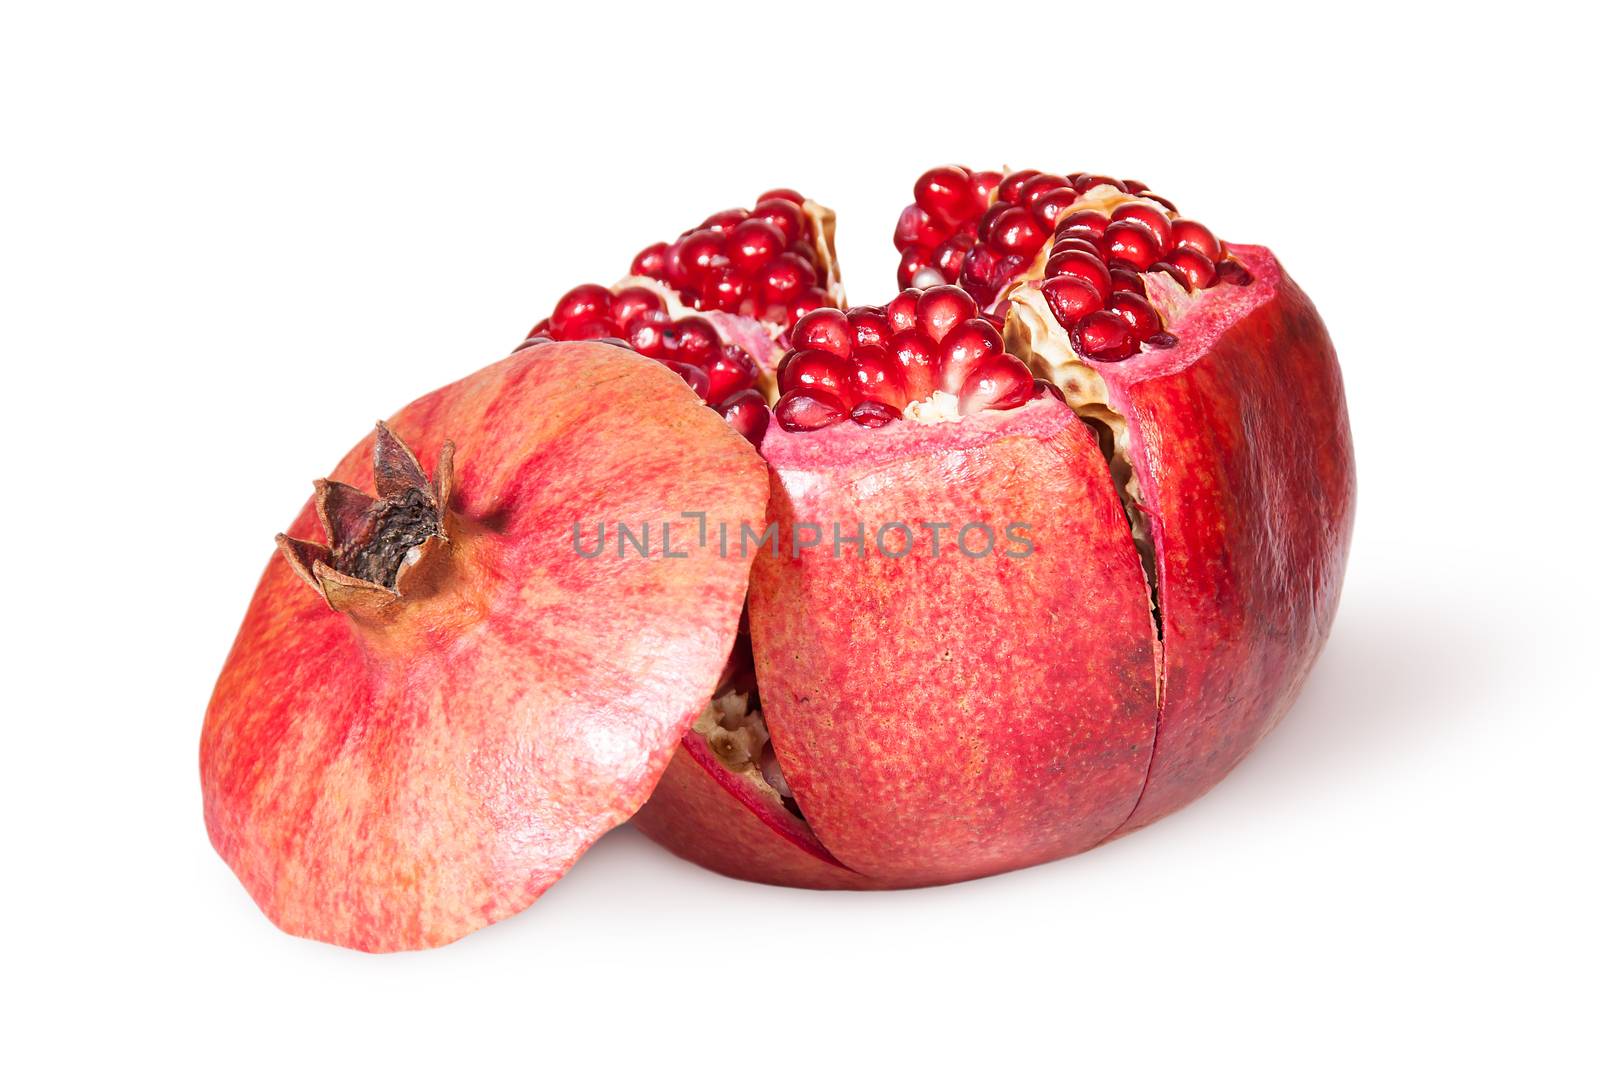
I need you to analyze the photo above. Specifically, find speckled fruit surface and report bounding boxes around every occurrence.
[636,241,1352,887]
[201,342,767,950]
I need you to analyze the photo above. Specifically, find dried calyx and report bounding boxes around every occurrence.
[276,422,455,614]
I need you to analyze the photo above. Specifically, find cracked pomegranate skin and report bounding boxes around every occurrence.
[636,247,1352,888]
[637,400,1163,887]
[200,343,767,951]
[1096,247,1355,831]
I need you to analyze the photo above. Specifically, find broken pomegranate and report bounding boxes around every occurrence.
[636,170,1354,886]
[204,166,1353,945]
[201,343,767,949]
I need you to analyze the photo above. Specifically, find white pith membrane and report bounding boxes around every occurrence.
[614,199,846,403]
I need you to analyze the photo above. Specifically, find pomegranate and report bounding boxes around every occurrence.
[204,166,1353,943]
[635,171,1353,886]
[201,343,767,949]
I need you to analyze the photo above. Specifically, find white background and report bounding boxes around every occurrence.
[3,2,1594,1066]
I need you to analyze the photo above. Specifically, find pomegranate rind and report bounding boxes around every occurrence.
[747,399,1161,886]
[1097,246,1356,830]
[200,343,769,951]
[632,733,881,890]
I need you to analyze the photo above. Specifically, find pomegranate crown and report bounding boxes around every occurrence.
[276,422,455,614]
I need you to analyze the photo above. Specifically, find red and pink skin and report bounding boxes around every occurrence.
[201,343,768,951]
[636,245,1353,886]
[1091,245,1356,831]
[638,399,1163,887]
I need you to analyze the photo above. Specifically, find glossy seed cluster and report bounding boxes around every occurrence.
[629,189,830,328]
[773,285,1039,432]
[523,285,769,444]
[896,166,1251,364]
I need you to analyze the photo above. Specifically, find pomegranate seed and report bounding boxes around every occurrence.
[1030,187,1080,229]
[1106,291,1163,340]
[1109,268,1147,295]
[660,359,712,400]
[888,328,938,401]
[1170,218,1221,260]
[762,253,817,303]
[959,355,1034,415]
[1111,201,1173,250]
[756,188,805,206]
[1052,228,1106,254]
[1041,275,1105,327]
[725,219,786,275]
[971,171,1003,201]
[1044,249,1112,299]
[1216,258,1255,286]
[1072,311,1139,361]
[1048,237,1103,262]
[997,170,1040,204]
[886,291,921,334]
[703,346,759,405]
[778,348,851,397]
[679,231,725,282]
[938,317,1005,393]
[788,287,829,325]
[915,166,979,229]
[557,316,614,342]
[1056,210,1110,238]
[1147,332,1178,348]
[663,316,720,364]
[702,264,748,312]
[898,247,934,290]
[917,286,979,344]
[626,308,671,356]
[1147,262,1192,292]
[1073,174,1128,194]
[976,203,1008,244]
[1167,247,1217,289]
[1102,221,1164,270]
[1034,377,1067,403]
[849,345,909,408]
[751,199,805,245]
[718,389,771,445]
[895,204,939,252]
[848,306,892,349]
[551,284,613,332]
[989,207,1048,257]
[631,242,668,279]
[958,246,1004,305]
[850,400,901,428]
[700,208,748,232]
[775,388,847,432]
[1017,173,1070,208]
[933,234,973,279]
[611,287,664,329]
[791,308,853,357]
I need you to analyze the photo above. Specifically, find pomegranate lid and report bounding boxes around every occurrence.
[200,342,768,951]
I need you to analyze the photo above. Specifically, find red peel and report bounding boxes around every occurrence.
[201,343,767,950]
